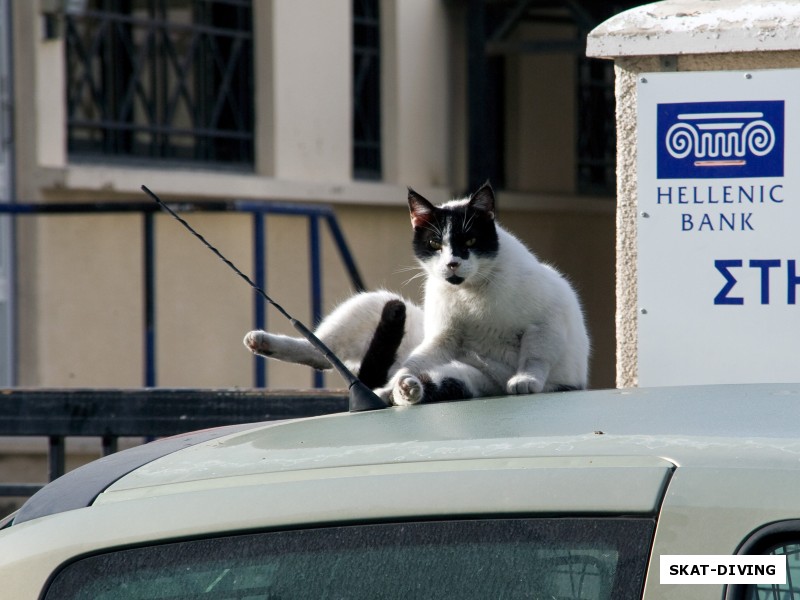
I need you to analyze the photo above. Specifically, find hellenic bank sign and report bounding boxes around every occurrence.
[637,71,799,386]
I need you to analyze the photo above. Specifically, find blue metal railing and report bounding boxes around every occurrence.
[0,200,366,388]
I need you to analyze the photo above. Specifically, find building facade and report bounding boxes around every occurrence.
[0,0,643,391]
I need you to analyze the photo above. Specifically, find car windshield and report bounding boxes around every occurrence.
[44,518,653,600]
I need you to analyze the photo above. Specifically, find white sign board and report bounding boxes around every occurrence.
[637,69,800,386]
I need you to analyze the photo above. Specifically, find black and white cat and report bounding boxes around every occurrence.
[244,182,589,405]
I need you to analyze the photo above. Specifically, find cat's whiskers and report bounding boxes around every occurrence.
[401,271,427,287]
[463,210,476,233]
[422,221,443,238]
[394,264,427,288]
[394,264,423,276]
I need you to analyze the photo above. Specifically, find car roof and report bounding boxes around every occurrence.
[94,383,800,505]
[5,383,800,600]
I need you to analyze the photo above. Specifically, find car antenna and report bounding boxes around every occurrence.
[141,185,388,412]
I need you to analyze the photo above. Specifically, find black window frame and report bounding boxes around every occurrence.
[576,55,616,195]
[65,0,254,168]
[352,0,382,180]
[726,520,800,600]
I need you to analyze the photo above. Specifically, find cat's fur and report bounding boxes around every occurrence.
[244,289,425,388]
[244,182,589,405]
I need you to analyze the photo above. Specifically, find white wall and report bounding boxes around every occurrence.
[381,0,450,186]
[258,0,352,182]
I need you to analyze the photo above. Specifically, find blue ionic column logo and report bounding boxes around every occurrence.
[657,101,784,179]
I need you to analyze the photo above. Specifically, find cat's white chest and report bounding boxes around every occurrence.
[426,286,523,360]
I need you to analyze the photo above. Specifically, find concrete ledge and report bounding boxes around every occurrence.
[39,164,445,206]
[35,164,614,215]
[587,0,800,58]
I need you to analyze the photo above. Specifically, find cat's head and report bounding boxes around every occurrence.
[408,182,499,286]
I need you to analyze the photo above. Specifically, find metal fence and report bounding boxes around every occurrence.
[0,199,366,388]
[0,200,365,501]
[0,388,348,498]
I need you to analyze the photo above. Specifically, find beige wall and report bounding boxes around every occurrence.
[505,23,577,193]
[30,214,144,386]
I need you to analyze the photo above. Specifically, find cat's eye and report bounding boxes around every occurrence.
[428,239,442,251]
[465,238,476,247]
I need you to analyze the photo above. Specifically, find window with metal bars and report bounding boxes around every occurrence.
[576,2,646,195]
[577,57,616,194]
[65,0,254,167]
[352,0,381,180]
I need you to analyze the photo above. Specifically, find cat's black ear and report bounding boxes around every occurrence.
[469,181,496,220]
[408,188,435,229]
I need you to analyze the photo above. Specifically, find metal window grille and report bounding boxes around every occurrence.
[475,0,644,196]
[65,0,254,166]
[352,0,381,180]
[0,0,13,386]
[577,56,616,194]
[576,2,646,195]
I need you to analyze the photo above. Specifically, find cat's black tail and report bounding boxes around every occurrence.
[357,300,407,389]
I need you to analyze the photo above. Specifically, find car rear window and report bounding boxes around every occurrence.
[743,542,800,599]
[44,518,654,600]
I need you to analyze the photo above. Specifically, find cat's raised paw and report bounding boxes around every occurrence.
[507,374,544,395]
[392,373,424,406]
[243,330,273,356]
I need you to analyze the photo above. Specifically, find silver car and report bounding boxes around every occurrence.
[1,384,799,599]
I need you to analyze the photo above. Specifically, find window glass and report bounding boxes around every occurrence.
[45,518,653,600]
[352,0,382,180]
[65,0,254,166]
[744,542,800,600]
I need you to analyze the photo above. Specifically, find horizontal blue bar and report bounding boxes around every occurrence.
[0,200,338,218]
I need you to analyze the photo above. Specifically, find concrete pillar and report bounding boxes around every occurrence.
[255,1,352,182]
[380,0,450,187]
[587,1,800,388]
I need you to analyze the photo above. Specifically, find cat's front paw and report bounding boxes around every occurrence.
[373,385,393,403]
[507,374,544,395]
[391,373,425,406]
[243,330,273,356]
